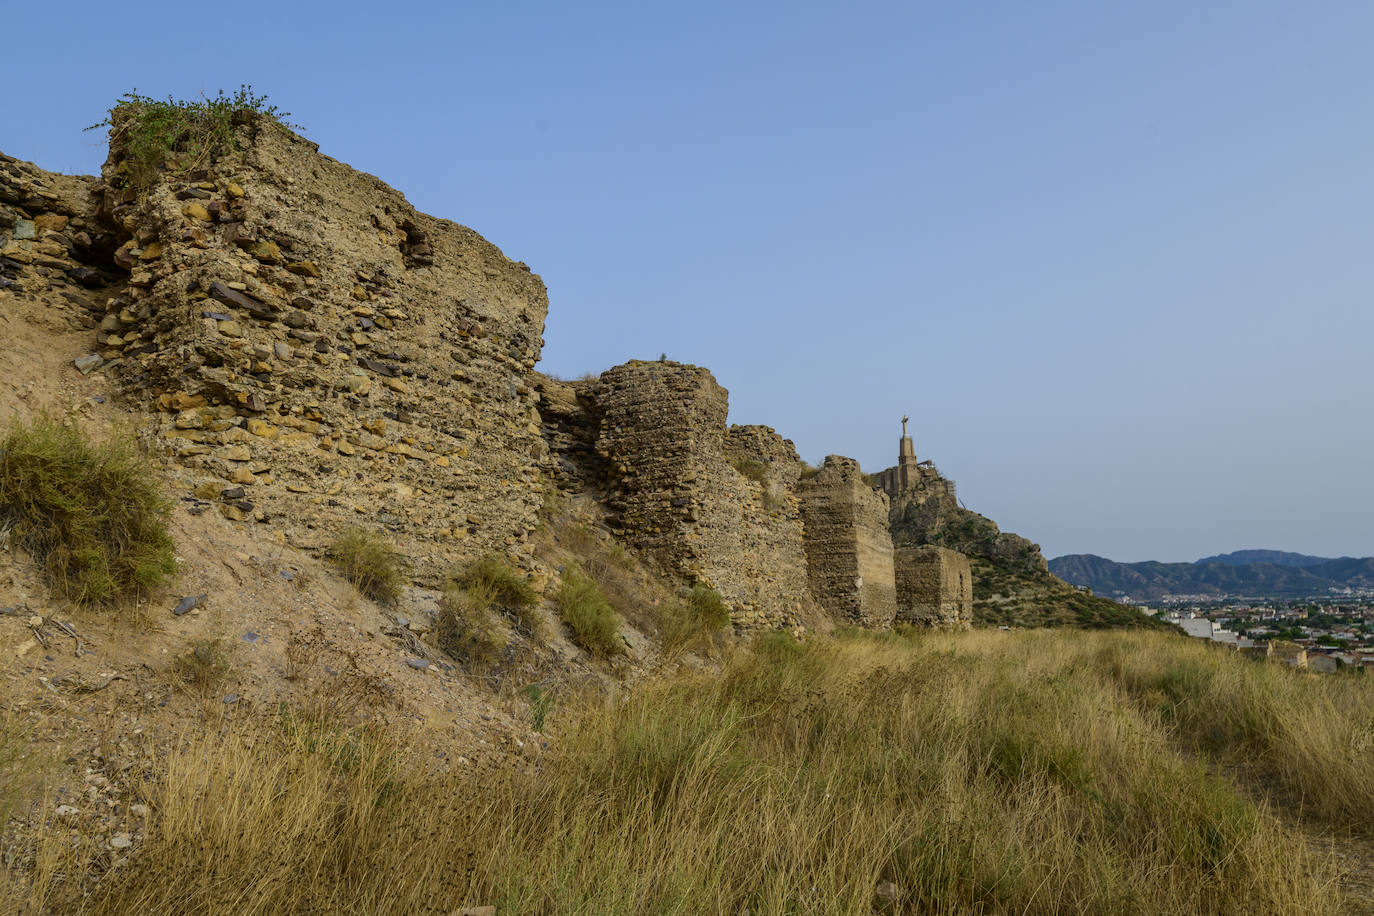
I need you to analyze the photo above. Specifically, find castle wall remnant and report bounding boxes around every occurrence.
[590,360,811,629]
[84,114,550,584]
[798,456,897,627]
[894,546,973,628]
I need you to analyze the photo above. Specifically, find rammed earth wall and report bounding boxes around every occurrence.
[798,456,897,627]
[894,545,973,629]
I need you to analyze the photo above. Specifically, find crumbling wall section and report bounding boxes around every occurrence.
[84,114,550,584]
[894,546,973,629]
[590,361,810,629]
[798,456,897,627]
[535,374,604,495]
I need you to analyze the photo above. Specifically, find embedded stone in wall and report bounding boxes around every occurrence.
[588,360,811,629]
[797,455,897,628]
[894,545,973,629]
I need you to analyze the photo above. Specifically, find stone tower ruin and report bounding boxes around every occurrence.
[797,456,897,627]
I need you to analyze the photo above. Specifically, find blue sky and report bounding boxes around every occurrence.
[7,1,1372,562]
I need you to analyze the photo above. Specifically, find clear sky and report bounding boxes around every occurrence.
[7,1,1372,562]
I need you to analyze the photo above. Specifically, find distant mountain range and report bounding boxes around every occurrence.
[1049,550,1374,601]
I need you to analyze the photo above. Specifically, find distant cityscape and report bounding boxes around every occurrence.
[1133,597,1374,673]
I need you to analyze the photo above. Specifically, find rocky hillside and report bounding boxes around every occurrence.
[1052,552,1374,601]
[883,468,1161,628]
[888,474,1048,572]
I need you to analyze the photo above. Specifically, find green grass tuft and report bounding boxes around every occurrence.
[555,564,624,658]
[663,584,733,650]
[454,554,541,636]
[0,414,176,605]
[89,85,298,191]
[328,526,407,606]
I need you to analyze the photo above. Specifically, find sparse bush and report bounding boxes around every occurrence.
[0,414,176,605]
[731,456,768,484]
[173,638,231,692]
[328,526,406,606]
[541,518,658,633]
[555,565,624,658]
[760,490,788,512]
[90,86,298,191]
[688,584,731,631]
[436,580,510,670]
[455,554,540,636]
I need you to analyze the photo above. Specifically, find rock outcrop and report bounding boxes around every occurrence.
[798,456,897,627]
[875,426,1047,573]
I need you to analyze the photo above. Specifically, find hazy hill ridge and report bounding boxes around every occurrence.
[1051,551,1374,600]
[1196,549,1336,568]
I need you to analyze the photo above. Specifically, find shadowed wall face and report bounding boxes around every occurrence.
[894,546,973,629]
[798,455,896,628]
[590,360,812,629]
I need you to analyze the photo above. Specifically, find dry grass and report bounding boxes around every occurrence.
[1090,630,1374,833]
[731,455,769,484]
[0,713,39,830]
[327,526,407,606]
[662,584,732,651]
[6,629,1364,915]
[0,414,176,605]
[171,637,232,694]
[534,513,668,636]
[436,579,512,671]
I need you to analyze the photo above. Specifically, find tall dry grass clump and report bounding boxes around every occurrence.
[662,583,732,651]
[437,577,512,670]
[456,630,1336,914]
[1087,629,1374,833]
[11,629,1356,915]
[327,526,407,606]
[0,414,176,605]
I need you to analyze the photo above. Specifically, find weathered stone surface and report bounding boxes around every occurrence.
[208,281,277,319]
[73,354,103,374]
[798,456,897,628]
[894,545,972,629]
[587,361,812,629]
[78,112,550,586]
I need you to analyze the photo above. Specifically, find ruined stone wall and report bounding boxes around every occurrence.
[590,361,811,628]
[83,115,549,584]
[0,152,115,295]
[894,546,972,629]
[535,374,603,495]
[798,456,897,628]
